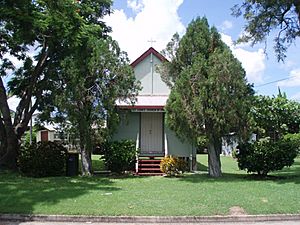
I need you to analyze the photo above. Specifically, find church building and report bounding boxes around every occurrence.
[113,47,196,175]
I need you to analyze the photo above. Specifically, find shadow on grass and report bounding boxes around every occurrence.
[197,161,208,172]
[179,172,248,183]
[180,160,300,184]
[0,171,121,216]
[269,161,300,184]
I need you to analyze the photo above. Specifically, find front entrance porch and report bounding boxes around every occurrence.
[140,112,164,156]
[136,112,165,175]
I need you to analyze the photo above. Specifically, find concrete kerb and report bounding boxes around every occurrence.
[1,214,300,223]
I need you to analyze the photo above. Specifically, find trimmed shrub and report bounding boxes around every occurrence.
[283,133,300,153]
[160,156,188,176]
[236,135,299,176]
[102,140,136,174]
[18,141,67,177]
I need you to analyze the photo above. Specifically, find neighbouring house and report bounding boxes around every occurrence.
[36,125,58,142]
[112,47,197,175]
[36,124,80,152]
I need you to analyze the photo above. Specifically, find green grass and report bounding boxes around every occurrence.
[0,155,299,216]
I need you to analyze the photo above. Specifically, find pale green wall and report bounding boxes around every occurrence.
[165,126,195,158]
[134,54,170,95]
[112,111,195,158]
[112,111,139,142]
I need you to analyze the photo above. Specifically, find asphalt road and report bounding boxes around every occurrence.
[1,221,300,225]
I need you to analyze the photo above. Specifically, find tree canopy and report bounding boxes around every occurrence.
[232,0,300,61]
[0,0,112,169]
[162,17,253,177]
[251,92,300,140]
[48,37,139,176]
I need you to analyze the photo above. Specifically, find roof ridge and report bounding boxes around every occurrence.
[131,47,168,67]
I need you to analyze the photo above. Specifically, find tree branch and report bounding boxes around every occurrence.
[13,43,50,127]
[0,77,15,136]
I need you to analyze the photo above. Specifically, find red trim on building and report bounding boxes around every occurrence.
[118,105,165,110]
[130,47,168,68]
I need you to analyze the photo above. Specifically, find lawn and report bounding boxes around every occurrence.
[0,155,299,216]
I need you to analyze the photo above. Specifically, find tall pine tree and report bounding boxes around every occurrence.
[163,17,253,177]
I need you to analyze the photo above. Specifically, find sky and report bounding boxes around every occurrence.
[6,0,300,111]
[103,0,300,100]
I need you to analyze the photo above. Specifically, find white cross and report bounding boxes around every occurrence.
[148,38,156,47]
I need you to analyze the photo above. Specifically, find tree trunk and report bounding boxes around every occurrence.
[207,136,222,177]
[80,146,92,176]
[0,78,19,170]
[79,120,92,176]
[0,135,19,170]
[0,119,7,158]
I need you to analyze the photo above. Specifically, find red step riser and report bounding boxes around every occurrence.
[139,160,161,163]
[139,164,161,167]
[137,156,164,176]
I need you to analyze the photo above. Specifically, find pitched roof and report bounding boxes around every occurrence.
[130,47,167,68]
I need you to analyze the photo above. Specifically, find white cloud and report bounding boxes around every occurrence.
[127,0,143,13]
[277,68,300,87]
[221,33,266,84]
[7,96,20,112]
[220,20,233,31]
[104,0,185,61]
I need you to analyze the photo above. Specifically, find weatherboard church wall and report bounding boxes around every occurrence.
[134,54,170,95]
[112,49,195,159]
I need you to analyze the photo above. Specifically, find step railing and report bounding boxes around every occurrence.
[135,133,139,173]
[164,133,168,156]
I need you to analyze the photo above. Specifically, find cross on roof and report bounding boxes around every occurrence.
[148,38,156,47]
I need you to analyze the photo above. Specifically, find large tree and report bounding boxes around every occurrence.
[48,37,139,176]
[251,92,300,140]
[232,0,300,61]
[0,0,112,170]
[162,17,253,177]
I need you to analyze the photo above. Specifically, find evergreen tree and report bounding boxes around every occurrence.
[163,17,253,177]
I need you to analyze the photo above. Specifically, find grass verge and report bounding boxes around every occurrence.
[0,155,299,216]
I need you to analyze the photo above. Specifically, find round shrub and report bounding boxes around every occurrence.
[236,136,299,176]
[102,140,136,174]
[18,141,67,177]
[160,156,188,176]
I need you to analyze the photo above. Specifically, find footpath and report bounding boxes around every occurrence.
[0,214,300,224]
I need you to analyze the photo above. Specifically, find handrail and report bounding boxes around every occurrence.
[164,133,168,156]
[135,133,139,173]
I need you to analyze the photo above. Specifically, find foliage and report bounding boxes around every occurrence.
[0,0,112,170]
[232,0,300,61]
[160,156,187,176]
[48,35,139,176]
[284,132,300,151]
[22,126,37,146]
[251,93,300,140]
[18,141,67,177]
[8,0,141,176]
[162,17,253,177]
[101,140,136,174]
[236,135,299,176]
